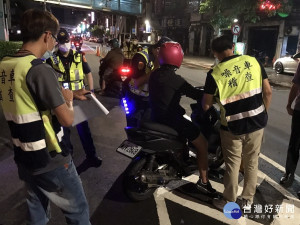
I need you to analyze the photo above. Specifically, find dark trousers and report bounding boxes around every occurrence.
[285,110,300,174]
[62,120,97,159]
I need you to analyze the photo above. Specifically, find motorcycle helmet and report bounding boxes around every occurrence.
[111,38,119,48]
[57,28,70,44]
[158,42,184,68]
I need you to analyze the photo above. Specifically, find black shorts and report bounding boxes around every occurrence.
[164,116,200,142]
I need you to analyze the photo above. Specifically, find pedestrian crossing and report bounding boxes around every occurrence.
[153,169,300,225]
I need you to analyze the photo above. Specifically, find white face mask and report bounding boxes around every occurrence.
[42,50,53,60]
[59,42,71,53]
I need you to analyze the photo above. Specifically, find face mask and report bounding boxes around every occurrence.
[59,43,71,53]
[42,50,52,60]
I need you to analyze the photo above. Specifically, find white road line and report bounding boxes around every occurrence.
[184,113,300,198]
[154,187,263,225]
[260,153,300,184]
[154,188,172,225]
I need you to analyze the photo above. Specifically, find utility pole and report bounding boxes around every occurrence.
[0,0,9,41]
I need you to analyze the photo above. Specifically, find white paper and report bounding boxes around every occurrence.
[72,95,118,126]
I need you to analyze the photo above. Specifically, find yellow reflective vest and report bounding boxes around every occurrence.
[211,55,267,134]
[0,55,64,169]
[129,48,154,97]
[49,50,84,90]
[123,41,134,59]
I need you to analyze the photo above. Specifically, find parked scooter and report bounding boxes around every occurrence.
[117,87,223,201]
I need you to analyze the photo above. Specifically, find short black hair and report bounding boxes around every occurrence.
[211,35,233,53]
[20,9,59,43]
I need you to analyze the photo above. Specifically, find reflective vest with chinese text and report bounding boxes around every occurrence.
[211,55,267,135]
[0,55,64,169]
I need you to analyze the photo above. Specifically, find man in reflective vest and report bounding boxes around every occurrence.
[47,28,102,168]
[0,9,90,223]
[202,35,272,210]
[121,34,134,62]
[123,36,172,126]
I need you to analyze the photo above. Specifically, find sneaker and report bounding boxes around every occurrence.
[196,179,216,195]
[86,156,102,168]
[212,198,227,211]
[279,173,294,185]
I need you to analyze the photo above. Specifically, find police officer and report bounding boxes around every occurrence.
[121,34,133,63]
[130,35,139,58]
[47,28,102,167]
[202,35,272,210]
[0,9,90,223]
[99,38,124,92]
[122,36,172,127]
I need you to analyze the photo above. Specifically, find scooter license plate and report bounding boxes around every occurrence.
[116,140,142,158]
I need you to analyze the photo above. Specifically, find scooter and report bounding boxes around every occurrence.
[116,88,223,201]
[99,61,132,98]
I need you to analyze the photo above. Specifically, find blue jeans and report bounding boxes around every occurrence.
[26,160,91,225]
[62,120,97,158]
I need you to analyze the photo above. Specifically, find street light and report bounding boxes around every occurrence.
[233,18,238,23]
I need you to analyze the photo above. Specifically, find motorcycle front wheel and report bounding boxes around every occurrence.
[124,157,158,202]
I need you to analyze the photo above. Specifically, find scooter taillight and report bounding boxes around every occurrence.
[120,67,132,77]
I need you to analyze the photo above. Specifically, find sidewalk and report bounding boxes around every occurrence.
[182,54,293,88]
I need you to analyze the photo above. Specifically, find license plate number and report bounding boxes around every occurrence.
[116,140,142,158]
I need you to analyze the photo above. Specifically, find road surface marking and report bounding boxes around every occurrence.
[154,187,263,225]
[184,114,300,198]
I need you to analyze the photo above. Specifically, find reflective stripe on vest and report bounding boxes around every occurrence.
[211,55,266,133]
[50,50,84,90]
[0,55,63,153]
[137,48,154,75]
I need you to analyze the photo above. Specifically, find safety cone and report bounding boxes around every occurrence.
[96,46,100,57]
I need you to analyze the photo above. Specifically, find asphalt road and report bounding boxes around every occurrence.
[0,43,299,225]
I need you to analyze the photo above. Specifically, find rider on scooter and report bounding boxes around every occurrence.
[99,38,124,95]
[122,36,172,127]
[149,41,216,195]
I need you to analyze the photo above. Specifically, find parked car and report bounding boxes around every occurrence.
[89,37,98,42]
[273,53,300,74]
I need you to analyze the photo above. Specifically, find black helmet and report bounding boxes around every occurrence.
[153,36,172,49]
[111,38,119,48]
[57,28,70,44]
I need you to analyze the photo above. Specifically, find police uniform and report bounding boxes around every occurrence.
[204,54,268,203]
[123,47,155,126]
[47,49,101,164]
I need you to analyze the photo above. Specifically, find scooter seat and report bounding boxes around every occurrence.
[141,122,178,136]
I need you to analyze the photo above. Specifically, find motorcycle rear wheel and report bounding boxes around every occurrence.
[124,157,158,201]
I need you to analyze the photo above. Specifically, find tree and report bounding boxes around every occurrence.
[90,25,105,38]
[199,0,293,29]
